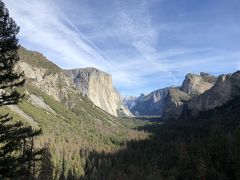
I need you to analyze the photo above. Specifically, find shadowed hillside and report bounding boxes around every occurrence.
[0,47,148,178]
[80,96,240,180]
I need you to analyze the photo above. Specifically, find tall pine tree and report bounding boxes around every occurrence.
[0,0,43,179]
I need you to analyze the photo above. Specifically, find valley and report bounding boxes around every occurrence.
[1,0,240,179]
[0,47,149,178]
[5,46,240,179]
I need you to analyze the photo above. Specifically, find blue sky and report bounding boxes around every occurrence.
[5,0,240,96]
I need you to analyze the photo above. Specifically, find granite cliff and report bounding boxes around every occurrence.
[161,72,217,119]
[186,71,240,117]
[129,88,170,116]
[8,47,142,177]
[66,68,132,117]
[17,47,131,117]
[126,73,216,118]
[164,71,240,119]
[127,71,240,120]
[122,96,138,110]
[16,47,80,110]
[180,72,216,96]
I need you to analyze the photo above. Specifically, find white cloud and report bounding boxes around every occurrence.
[5,0,170,92]
[4,0,240,96]
[114,1,158,54]
[5,0,111,70]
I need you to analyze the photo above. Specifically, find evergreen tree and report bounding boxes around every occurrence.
[59,155,66,180]
[0,0,43,179]
[0,0,24,104]
[39,147,54,180]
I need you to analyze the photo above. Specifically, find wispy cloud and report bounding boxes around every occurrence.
[5,0,112,70]
[5,0,240,96]
[107,0,181,87]
[115,1,158,53]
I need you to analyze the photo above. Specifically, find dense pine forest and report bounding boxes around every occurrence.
[81,97,240,180]
[1,0,240,179]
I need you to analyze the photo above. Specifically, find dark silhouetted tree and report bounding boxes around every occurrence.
[59,155,66,180]
[39,147,54,180]
[0,0,43,179]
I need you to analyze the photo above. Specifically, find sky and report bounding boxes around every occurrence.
[4,0,240,96]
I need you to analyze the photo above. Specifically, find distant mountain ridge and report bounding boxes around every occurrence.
[161,72,217,119]
[124,71,240,120]
[122,96,138,110]
[129,87,171,116]
[185,71,240,118]
[124,72,218,119]
[8,46,143,177]
[18,46,131,117]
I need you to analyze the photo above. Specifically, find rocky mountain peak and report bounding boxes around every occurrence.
[200,72,217,83]
[128,87,172,116]
[17,47,131,117]
[180,72,216,96]
[185,71,240,117]
[66,68,132,117]
[122,96,137,110]
[128,72,218,119]
[70,67,110,77]
[16,47,74,105]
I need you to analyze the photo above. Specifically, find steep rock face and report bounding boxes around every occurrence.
[17,47,131,117]
[16,47,76,108]
[122,96,137,110]
[160,72,216,119]
[66,68,132,117]
[186,71,240,117]
[130,73,216,119]
[129,73,216,118]
[150,73,216,119]
[161,88,191,120]
[129,88,170,116]
[180,72,216,96]
[10,47,147,177]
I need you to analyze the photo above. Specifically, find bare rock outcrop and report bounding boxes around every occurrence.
[16,47,131,117]
[122,96,137,110]
[65,68,132,117]
[16,47,76,108]
[129,73,216,118]
[129,88,170,116]
[163,71,240,119]
[180,72,216,96]
[161,88,191,120]
[160,72,216,119]
[186,71,240,117]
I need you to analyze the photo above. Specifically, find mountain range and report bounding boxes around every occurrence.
[1,46,145,178]
[17,46,240,123]
[17,46,240,124]
[123,71,240,120]
[4,46,240,178]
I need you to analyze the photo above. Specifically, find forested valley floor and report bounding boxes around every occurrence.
[80,97,240,180]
